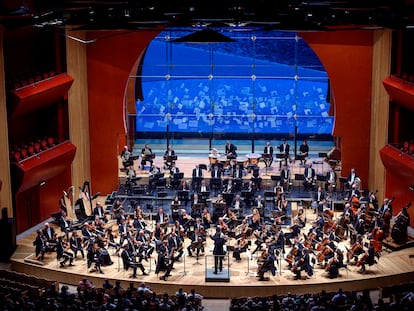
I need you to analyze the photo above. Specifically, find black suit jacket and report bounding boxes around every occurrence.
[264,146,274,155]
[278,143,290,155]
[192,168,203,178]
[210,233,226,256]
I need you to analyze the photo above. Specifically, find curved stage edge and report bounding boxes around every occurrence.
[10,243,414,299]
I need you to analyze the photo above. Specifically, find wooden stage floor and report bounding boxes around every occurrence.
[9,156,414,299]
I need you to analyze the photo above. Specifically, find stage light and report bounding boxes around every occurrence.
[409,185,414,191]
[39,181,46,187]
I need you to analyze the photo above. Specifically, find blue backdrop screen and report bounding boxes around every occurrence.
[136,31,332,136]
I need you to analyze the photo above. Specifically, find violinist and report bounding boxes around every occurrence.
[246,207,261,231]
[252,223,268,254]
[180,209,193,232]
[133,213,149,234]
[118,218,132,246]
[223,178,235,194]
[257,249,277,281]
[293,208,306,229]
[232,194,245,217]
[168,230,184,262]
[202,208,212,229]
[217,217,229,233]
[233,234,249,262]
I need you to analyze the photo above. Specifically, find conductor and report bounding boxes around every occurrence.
[210,227,226,274]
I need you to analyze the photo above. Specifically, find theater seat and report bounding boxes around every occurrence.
[47,137,54,147]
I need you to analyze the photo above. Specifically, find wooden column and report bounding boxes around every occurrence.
[0,26,13,217]
[65,29,91,190]
[369,29,392,200]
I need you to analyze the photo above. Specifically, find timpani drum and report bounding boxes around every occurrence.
[218,155,230,167]
[209,154,218,164]
[246,153,261,165]
[236,156,248,168]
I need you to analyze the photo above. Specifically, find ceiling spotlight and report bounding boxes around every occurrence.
[409,186,414,191]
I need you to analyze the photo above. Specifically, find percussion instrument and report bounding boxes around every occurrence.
[236,156,248,167]
[246,153,261,165]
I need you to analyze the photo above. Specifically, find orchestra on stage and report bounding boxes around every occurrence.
[34,140,412,282]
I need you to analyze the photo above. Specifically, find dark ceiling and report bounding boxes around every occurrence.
[1,0,413,31]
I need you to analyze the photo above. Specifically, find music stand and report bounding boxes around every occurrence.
[223,193,234,205]
[200,191,210,201]
[261,153,272,175]
[294,174,305,194]
[213,202,227,210]
[178,190,189,202]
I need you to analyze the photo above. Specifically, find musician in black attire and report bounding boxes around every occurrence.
[121,145,133,170]
[298,140,309,165]
[278,138,290,169]
[225,140,237,158]
[69,230,84,259]
[257,250,277,281]
[192,164,203,190]
[187,228,205,259]
[87,243,104,274]
[210,228,226,274]
[164,145,176,169]
[263,141,274,167]
[56,236,74,268]
[141,144,153,167]
[33,230,46,261]
[292,247,313,280]
[120,244,148,278]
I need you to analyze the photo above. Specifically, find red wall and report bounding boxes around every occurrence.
[86,31,159,194]
[301,31,373,187]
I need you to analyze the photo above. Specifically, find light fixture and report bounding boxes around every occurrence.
[39,181,46,187]
[171,28,236,43]
[409,185,414,191]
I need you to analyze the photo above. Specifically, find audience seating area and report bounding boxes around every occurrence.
[393,141,414,157]
[9,137,57,163]
[8,69,58,90]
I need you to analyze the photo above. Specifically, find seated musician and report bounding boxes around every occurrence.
[298,140,309,165]
[202,208,212,229]
[210,164,223,191]
[59,211,73,237]
[275,193,288,213]
[263,141,274,167]
[278,138,291,169]
[217,217,229,233]
[347,234,365,264]
[187,228,205,258]
[171,196,182,223]
[168,230,184,262]
[148,163,162,192]
[233,233,249,262]
[212,194,226,223]
[225,140,238,158]
[246,207,261,231]
[141,144,153,167]
[253,194,265,218]
[169,162,181,189]
[120,244,148,278]
[118,218,132,246]
[192,164,203,190]
[393,204,411,242]
[223,178,235,194]
[136,229,155,258]
[358,240,376,273]
[274,181,284,199]
[325,167,337,192]
[198,179,210,194]
[292,247,313,280]
[56,236,74,268]
[93,201,107,222]
[232,194,245,217]
[121,145,133,170]
[303,163,316,191]
[191,194,204,219]
[164,145,176,169]
[180,209,193,232]
[257,249,277,281]
[347,167,359,189]
[155,207,169,232]
[33,230,46,261]
[252,223,269,254]
[280,165,291,192]
[42,222,56,245]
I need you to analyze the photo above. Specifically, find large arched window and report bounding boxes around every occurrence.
[135,29,331,142]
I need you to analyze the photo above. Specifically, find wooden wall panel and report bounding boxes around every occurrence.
[369,29,392,200]
[65,30,91,190]
[0,26,13,217]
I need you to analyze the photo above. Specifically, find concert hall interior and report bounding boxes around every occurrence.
[2,1,414,309]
